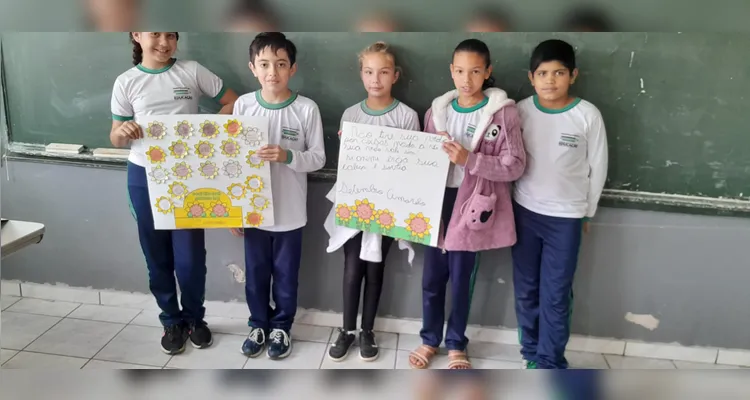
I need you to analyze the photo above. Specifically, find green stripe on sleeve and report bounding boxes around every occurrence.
[112,114,134,121]
[212,85,227,102]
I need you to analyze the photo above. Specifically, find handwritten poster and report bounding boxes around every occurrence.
[334,121,450,247]
[138,114,274,230]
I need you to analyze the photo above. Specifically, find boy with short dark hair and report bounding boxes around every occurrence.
[231,32,326,360]
[513,39,609,369]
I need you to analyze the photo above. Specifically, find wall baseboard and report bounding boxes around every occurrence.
[2,280,748,367]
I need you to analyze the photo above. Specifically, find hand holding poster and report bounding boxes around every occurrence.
[334,121,450,247]
[138,114,274,230]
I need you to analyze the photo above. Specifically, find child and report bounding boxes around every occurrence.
[513,39,609,369]
[110,32,238,355]
[324,41,420,362]
[230,32,326,360]
[408,38,527,370]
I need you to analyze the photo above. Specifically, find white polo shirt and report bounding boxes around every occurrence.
[233,91,326,232]
[340,99,420,131]
[514,95,609,218]
[110,59,226,166]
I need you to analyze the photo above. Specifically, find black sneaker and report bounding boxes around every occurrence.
[241,327,266,358]
[189,320,213,349]
[328,328,356,361]
[161,323,188,355]
[359,330,379,361]
[267,329,292,360]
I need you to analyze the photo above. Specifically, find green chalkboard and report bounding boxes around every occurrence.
[2,32,750,201]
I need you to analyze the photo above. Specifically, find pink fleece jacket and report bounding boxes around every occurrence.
[424,87,527,252]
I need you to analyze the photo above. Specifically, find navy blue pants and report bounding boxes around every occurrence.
[552,370,601,400]
[421,188,478,351]
[243,227,303,333]
[127,162,207,327]
[511,202,582,369]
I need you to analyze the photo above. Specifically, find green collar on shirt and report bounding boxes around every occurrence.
[256,90,298,110]
[360,98,400,116]
[533,95,581,114]
[136,58,176,74]
[451,96,488,113]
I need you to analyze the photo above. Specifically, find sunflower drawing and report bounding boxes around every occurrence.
[335,203,352,223]
[146,121,166,139]
[374,209,396,231]
[169,140,189,159]
[241,127,263,147]
[245,211,264,227]
[245,175,264,192]
[227,183,246,200]
[222,160,243,178]
[148,166,170,184]
[220,139,240,157]
[168,182,188,199]
[199,161,219,179]
[186,202,206,218]
[224,119,243,137]
[146,146,167,164]
[246,150,264,168]
[199,120,220,138]
[210,201,230,218]
[172,162,192,180]
[195,141,214,159]
[154,196,174,214]
[174,120,194,139]
[405,213,432,239]
[250,194,270,211]
[352,199,376,224]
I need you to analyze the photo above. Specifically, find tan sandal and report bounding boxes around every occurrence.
[409,345,438,369]
[447,350,472,370]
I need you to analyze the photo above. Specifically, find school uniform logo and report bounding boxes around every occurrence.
[281,127,300,142]
[465,124,476,137]
[173,87,193,100]
[559,133,579,148]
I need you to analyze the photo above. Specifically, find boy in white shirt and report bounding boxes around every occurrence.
[230,32,326,360]
[513,39,608,369]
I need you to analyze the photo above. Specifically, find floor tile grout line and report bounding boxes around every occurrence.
[17,315,67,353]
[318,337,330,369]
[87,321,131,367]
[1,297,22,311]
[1,350,20,366]
[80,358,95,369]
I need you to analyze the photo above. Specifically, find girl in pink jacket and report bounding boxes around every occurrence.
[408,38,526,370]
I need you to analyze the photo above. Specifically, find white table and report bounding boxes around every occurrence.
[1,219,45,259]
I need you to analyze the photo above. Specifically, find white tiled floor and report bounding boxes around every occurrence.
[0,294,743,369]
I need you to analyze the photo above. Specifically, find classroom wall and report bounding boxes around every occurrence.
[2,159,750,350]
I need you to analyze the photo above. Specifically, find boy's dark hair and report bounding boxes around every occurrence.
[453,38,495,90]
[249,32,296,65]
[530,39,576,73]
[129,32,179,66]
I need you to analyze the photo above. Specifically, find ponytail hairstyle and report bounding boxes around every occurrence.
[453,38,495,90]
[358,41,402,77]
[129,32,180,66]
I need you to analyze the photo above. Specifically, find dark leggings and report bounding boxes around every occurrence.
[342,233,394,331]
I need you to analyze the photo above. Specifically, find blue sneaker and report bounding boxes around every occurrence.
[267,329,292,359]
[241,328,266,358]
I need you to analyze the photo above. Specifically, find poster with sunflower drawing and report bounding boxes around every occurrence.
[137,114,274,230]
[334,122,450,247]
